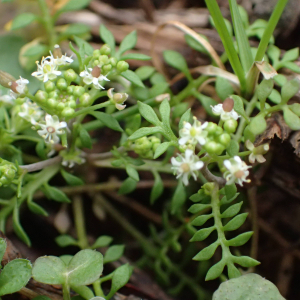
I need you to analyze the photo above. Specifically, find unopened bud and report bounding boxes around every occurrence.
[53,44,62,58]
[222,98,234,112]
[0,70,16,89]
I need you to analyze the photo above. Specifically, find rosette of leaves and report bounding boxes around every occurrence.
[189,183,259,281]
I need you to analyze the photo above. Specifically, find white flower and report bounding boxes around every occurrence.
[171,149,204,186]
[211,104,239,121]
[18,100,44,122]
[32,114,67,144]
[0,89,14,105]
[51,45,73,66]
[32,56,61,82]
[13,76,29,94]
[245,140,269,164]
[223,156,251,186]
[80,66,109,90]
[107,88,128,110]
[179,117,208,146]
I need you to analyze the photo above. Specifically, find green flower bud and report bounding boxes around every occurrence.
[79,93,92,106]
[100,44,111,56]
[48,91,59,99]
[56,102,65,111]
[73,86,85,97]
[110,57,117,67]
[47,98,58,108]
[218,133,231,147]
[203,182,215,195]
[35,90,48,103]
[64,69,77,82]
[67,100,76,109]
[102,64,112,75]
[92,60,100,67]
[135,137,152,151]
[44,81,55,93]
[205,122,218,134]
[93,49,101,58]
[213,126,223,136]
[224,119,238,133]
[57,78,68,91]
[67,85,75,95]
[99,55,109,65]
[116,61,129,73]
[205,141,224,155]
[15,97,25,105]
[62,107,75,117]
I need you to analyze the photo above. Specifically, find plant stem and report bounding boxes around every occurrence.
[72,100,111,118]
[92,280,105,297]
[73,195,89,249]
[62,284,71,300]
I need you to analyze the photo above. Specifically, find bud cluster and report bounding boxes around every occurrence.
[0,159,18,187]
[132,136,161,159]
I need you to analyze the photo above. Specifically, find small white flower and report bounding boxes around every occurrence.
[211,103,239,121]
[13,76,29,94]
[80,66,109,90]
[223,156,251,186]
[179,117,208,146]
[32,114,67,144]
[18,100,44,122]
[32,56,61,82]
[0,89,14,105]
[245,140,269,164]
[171,149,204,186]
[51,45,73,66]
[107,88,128,110]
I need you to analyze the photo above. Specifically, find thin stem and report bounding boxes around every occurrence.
[92,280,105,297]
[73,195,89,249]
[62,284,71,300]
[72,100,110,118]
[19,156,62,172]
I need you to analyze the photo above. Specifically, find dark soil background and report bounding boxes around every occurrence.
[1,0,300,299]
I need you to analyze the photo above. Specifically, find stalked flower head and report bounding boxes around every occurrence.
[107,88,128,110]
[223,156,251,186]
[245,140,269,164]
[171,149,204,186]
[211,98,239,121]
[179,117,208,146]
[32,114,67,144]
[80,66,109,90]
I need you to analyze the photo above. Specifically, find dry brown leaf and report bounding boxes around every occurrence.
[289,131,300,157]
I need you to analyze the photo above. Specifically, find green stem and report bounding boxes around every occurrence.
[73,196,89,249]
[92,280,105,297]
[255,0,288,61]
[62,284,71,300]
[37,0,56,49]
[72,100,110,118]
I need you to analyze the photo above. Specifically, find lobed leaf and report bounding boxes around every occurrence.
[191,214,213,227]
[205,259,226,281]
[188,203,211,214]
[193,241,219,261]
[190,226,216,242]
[223,213,248,231]
[221,202,243,218]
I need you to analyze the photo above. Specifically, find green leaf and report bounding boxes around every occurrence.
[289,103,300,116]
[179,109,191,130]
[118,31,137,56]
[194,92,218,116]
[137,101,160,125]
[121,53,151,61]
[55,235,78,247]
[248,115,267,136]
[227,231,253,247]
[274,74,287,87]
[184,33,209,53]
[149,82,169,98]
[32,296,52,300]
[91,111,123,132]
[189,190,209,203]
[227,263,241,279]
[61,169,84,186]
[74,36,94,58]
[231,95,247,119]
[68,249,103,286]
[106,264,133,299]
[0,259,32,296]
[125,165,139,181]
[205,259,226,281]
[268,89,281,104]
[121,70,145,88]
[119,177,137,194]
[79,127,92,149]
[281,78,300,103]
[150,171,164,204]
[60,24,90,37]
[44,185,71,203]
[23,44,48,57]
[257,79,274,102]
[190,226,215,242]
[227,140,239,157]
[0,238,6,263]
[71,286,94,300]
[163,50,189,76]
[32,256,66,285]
[154,142,172,159]
[282,47,299,62]
[59,0,92,12]
[283,106,300,130]
[281,61,300,73]
[234,256,260,268]
[216,77,234,101]
[99,24,115,55]
[91,236,113,249]
[224,184,237,202]
[188,203,211,214]
[135,66,156,81]
[223,213,248,231]
[13,204,31,246]
[193,241,219,261]
[60,255,73,266]
[267,45,281,63]
[219,193,239,206]
[103,245,124,264]
[28,200,48,217]
[191,214,213,226]
[159,99,171,127]
[173,102,189,118]
[171,180,186,214]
[11,13,37,30]
[129,127,161,140]
[221,202,243,218]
